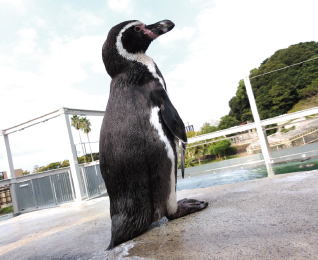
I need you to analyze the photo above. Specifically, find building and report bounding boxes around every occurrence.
[0,169,23,180]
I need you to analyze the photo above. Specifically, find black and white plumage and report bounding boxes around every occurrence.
[99,20,208,250]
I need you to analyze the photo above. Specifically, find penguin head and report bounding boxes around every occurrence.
[102,20,175,78]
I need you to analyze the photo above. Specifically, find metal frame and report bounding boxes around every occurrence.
[0,107,105,213]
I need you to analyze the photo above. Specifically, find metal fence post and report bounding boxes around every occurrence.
[244,77,274,176]
[81,167,89,199]
[1,132,20,215]
[30,179,38,207]
[49,175,57,205]
[68,171,76,201]
[94,164,101,193]
[60,108,86,202]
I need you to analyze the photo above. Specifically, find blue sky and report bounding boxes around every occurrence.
[1,0,318,172]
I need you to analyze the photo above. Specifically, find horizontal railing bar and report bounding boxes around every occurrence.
[63,107,105,116]
[187,107,318,144]
[14,167,71,183]
[0,179,11,187]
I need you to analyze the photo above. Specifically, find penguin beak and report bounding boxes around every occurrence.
[144,20,175,38]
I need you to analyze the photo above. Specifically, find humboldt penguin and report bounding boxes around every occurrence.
[99,19,208,250]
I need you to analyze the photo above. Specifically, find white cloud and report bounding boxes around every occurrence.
[61,5,105,33]
[108,0,133,13]
[0,0,24,5]
[0,0,31,13]
[1,34,108,128]
[14,28,38,54]
[158,26,196,45]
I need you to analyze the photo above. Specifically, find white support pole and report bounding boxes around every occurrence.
[244,77,274,176]
[2,133,15,179]
[60,108,86,202]
[1,132,20,215]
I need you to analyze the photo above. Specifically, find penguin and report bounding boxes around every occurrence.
[99,20,208,250]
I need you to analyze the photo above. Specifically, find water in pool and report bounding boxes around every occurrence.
[176,157,318,191]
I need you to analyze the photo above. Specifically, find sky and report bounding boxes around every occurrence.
[1,0,318,173]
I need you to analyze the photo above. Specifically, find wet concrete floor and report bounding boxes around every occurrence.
[1,170,318,259]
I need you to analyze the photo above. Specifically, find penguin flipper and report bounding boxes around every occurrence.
[152,87,187,178]
[181,142,186,178]
[160,98,187,144]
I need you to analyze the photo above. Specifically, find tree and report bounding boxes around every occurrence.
[186,131,196,138]
[81,117,94,162]
[269,83,298,116]
[71,115,86,163]
[227,42,318,122]
[218,115,240,130]
[23,170,30,175]
[61,160,70,167]
[209,140,233,160]
[229,80,253,122]
[178,156,195,169]
[32,162,62,173]
[191,144,209,165]
[200,123,218,135]
[299,78,318,99]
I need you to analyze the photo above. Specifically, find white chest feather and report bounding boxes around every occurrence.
[150,107,177,214]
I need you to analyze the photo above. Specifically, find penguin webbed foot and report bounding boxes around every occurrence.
[106,242,114,251]
[167,198,208,220]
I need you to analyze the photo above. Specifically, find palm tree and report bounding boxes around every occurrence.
[71,115,86,163]
[81,117,94,162]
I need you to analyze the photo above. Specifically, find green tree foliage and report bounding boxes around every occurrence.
[186,131,196,138]
[269,83,298,115]
[218,115,240,130]
[22,170,30,175]
[81,117,94,162]
[71,115,86,163]
[229,80,253,122]
[178,157,195,169]
[209,140,234,160]
[299,78,318,99]
[61,160,70,167]
[33,161,63,173]
[200,123,218,135]
[32,153,100,174]
[191,145,209,165]
[228,42,318,121]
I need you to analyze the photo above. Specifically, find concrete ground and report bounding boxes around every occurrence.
[1,170,318,260]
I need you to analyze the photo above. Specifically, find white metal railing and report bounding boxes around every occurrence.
[12,167,71,183]
[1,162,106,214]
[0,179,11,187]
[187,106,318,144]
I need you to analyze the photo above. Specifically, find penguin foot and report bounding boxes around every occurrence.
[106,238,115,251]
[167,198,208,220]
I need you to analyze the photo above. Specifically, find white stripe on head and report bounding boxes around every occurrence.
[150,107,177,215]
[115,21,166,91]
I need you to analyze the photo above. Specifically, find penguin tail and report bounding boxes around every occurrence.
[181,142,186,179]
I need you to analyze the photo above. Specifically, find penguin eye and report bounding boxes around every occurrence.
[134,26,141,32]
